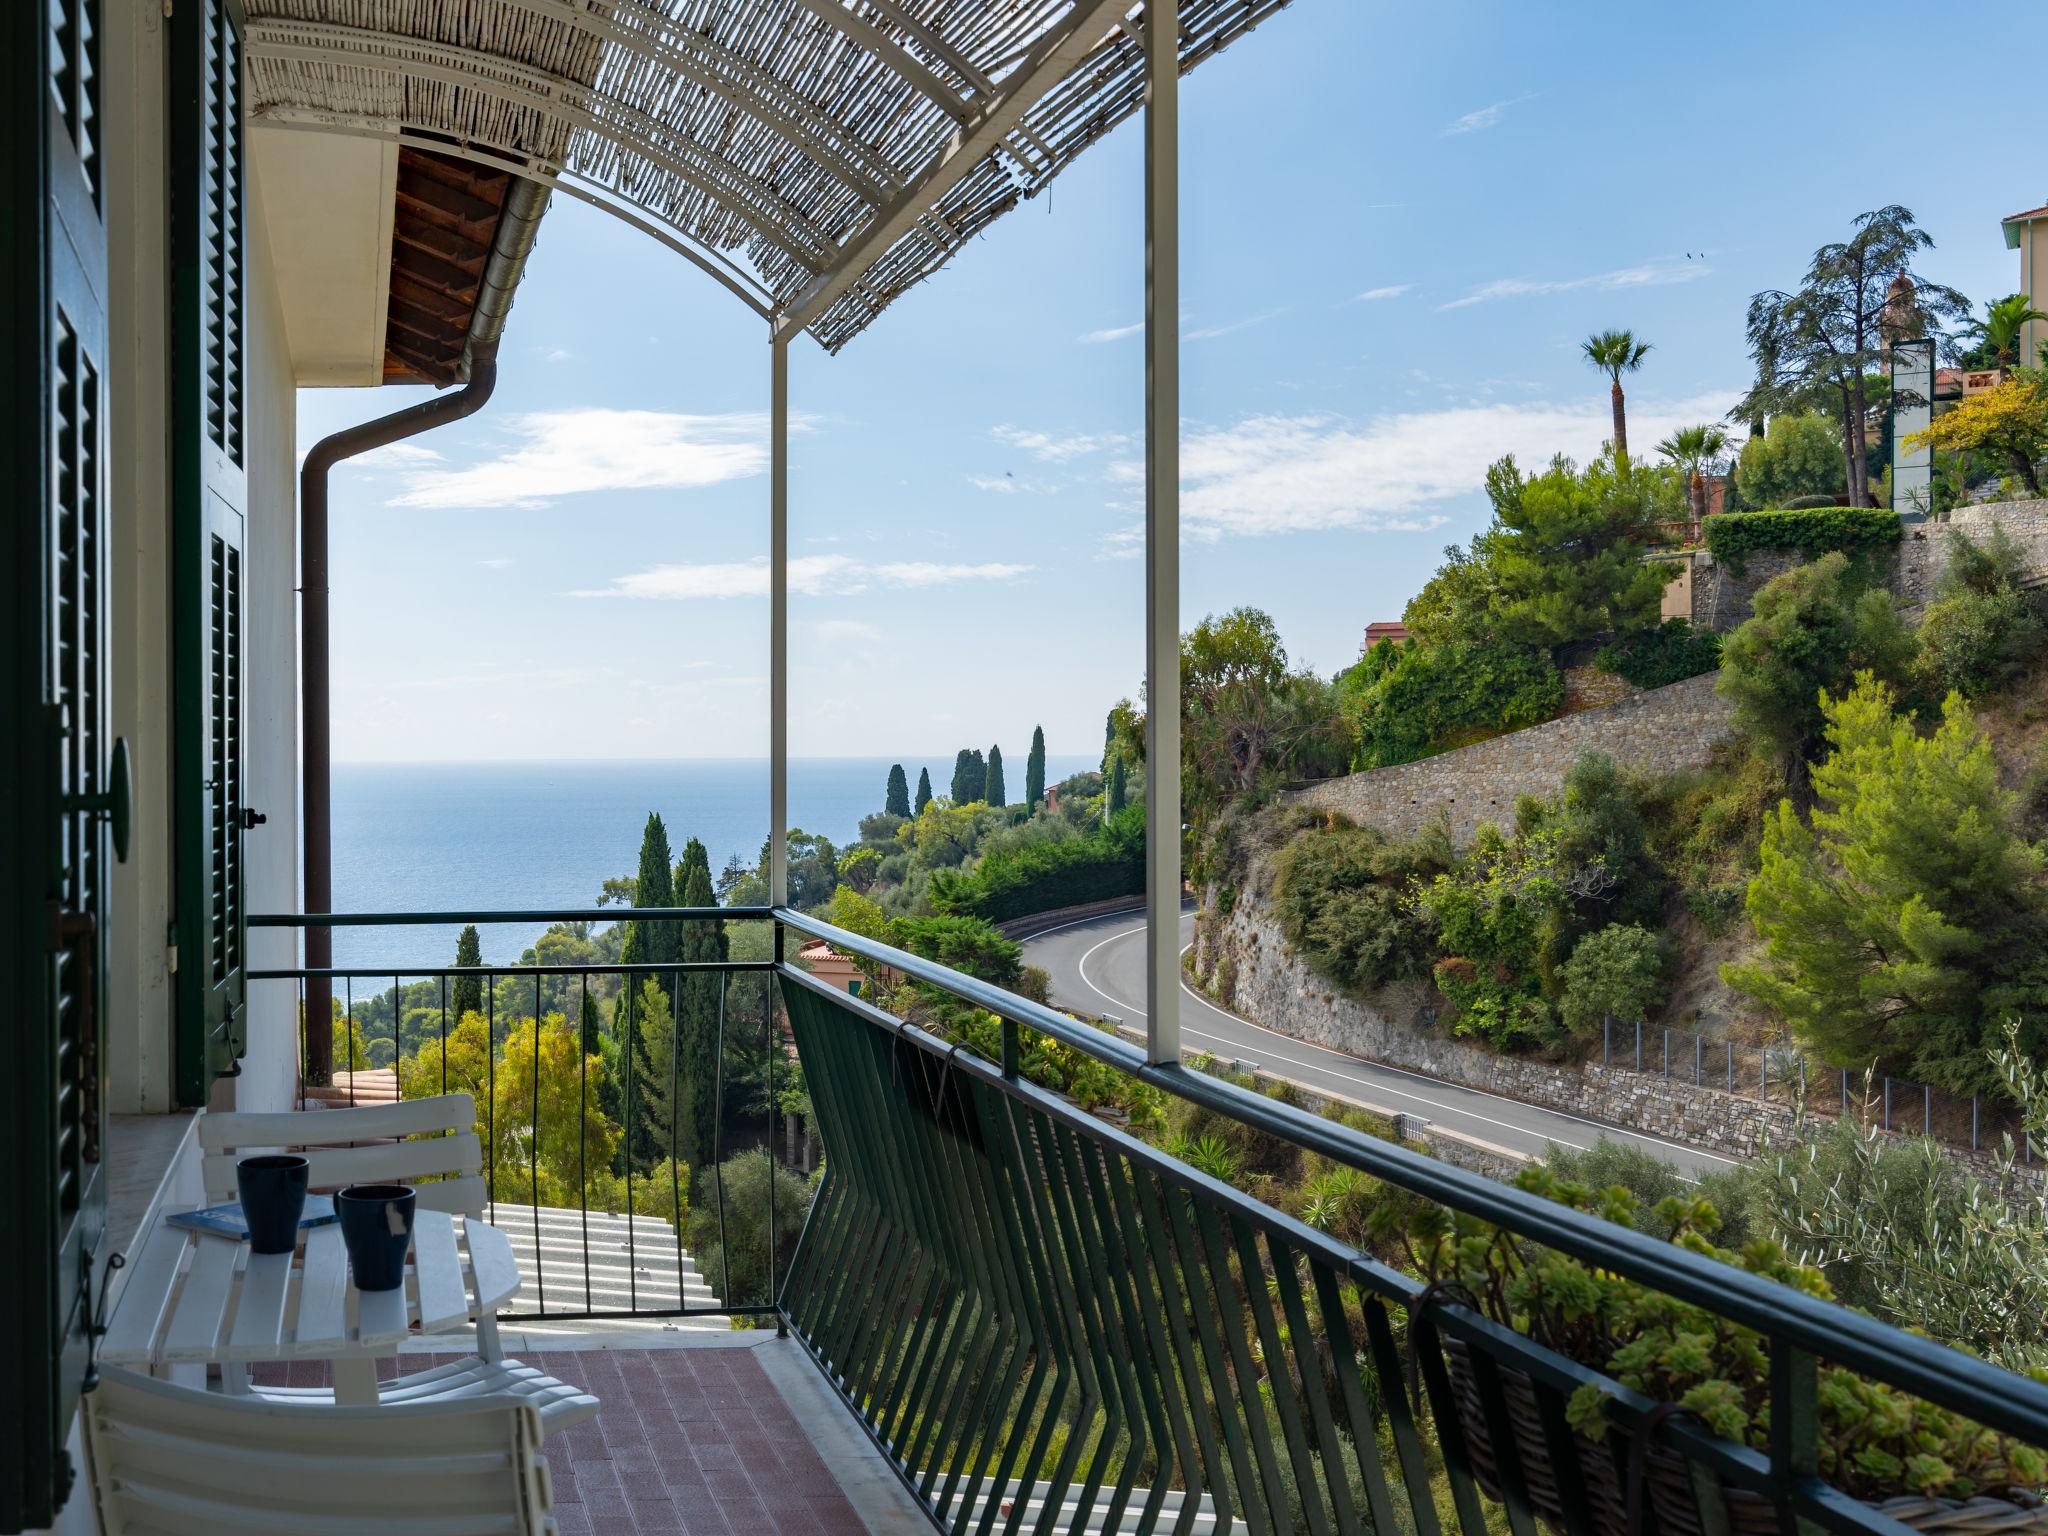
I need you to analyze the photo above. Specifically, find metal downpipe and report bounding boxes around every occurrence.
[296,174,547,1086]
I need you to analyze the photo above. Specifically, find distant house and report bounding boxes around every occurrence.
[1362,621,1410,654]
[798,938,897,998]
[2003,199,2048,367]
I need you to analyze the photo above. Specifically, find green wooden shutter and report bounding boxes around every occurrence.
[173,0,249,1104]
[0,0,114,1526]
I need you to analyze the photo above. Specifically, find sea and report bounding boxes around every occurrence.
[329,755,1097,969]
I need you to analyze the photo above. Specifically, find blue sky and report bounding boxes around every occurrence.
[301,0,2044,764]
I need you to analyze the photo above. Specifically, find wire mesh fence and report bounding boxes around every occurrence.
[1599,1016,2031,1160]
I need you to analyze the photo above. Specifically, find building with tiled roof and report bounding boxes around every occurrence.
[2003,200,2048,366]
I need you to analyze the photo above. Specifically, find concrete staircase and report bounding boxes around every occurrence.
[481,1202,727,1328]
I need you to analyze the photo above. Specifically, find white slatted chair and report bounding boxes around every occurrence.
[198,1095,600,1433]
[86,1366,558,1535]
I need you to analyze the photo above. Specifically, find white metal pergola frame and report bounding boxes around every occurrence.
[249,0,1289,1062]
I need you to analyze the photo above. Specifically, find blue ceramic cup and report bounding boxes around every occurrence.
[236,1154,310,1255]
[336,1183,417,1292]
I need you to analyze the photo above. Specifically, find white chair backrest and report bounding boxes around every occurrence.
[86,1367,554,1536]
[199,1094,488,1217]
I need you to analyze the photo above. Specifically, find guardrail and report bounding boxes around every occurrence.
[775,908,2048,1536]
[250,907,789,1324]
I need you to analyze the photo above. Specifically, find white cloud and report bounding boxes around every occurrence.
[814,618,882,648]
[1170,392,1738,538]
[1353,284,1414,302]
[991,425,1130,462]
[1442,94,1534,135]
[350,440,445,469]
[1095,522,1145,562]
[1439,259,1710,310]
[545,347,572,363]
[387,409,783,508]
[477,557,512,569]
[1185,308,1286,342]
[572,554,1034,600]
[1079,321,1143,344]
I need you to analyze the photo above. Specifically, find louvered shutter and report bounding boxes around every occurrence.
[0,0,113,1527]
[173,0,249,1103]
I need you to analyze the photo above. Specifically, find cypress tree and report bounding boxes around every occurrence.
[915,767,933,814]
[950,749,975,804]
[619,813,682,1004]
[885,763,911,818]
[675,838,726,1171]
[627,978,677,1171]
[1025,725,1046,810]
[1108,754,1128,816]
[985,744,1007,808]
[579,988,602,1058]
[451,924,484,1019]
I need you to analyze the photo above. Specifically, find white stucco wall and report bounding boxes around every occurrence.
[236,156,303,1118]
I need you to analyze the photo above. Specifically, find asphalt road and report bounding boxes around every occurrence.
[1022,906,1737,1178]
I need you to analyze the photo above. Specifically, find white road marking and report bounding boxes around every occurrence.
[1062,915,1736,1168]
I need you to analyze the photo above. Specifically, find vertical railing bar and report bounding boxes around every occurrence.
[1603,1015,1610,1067]
[1884,1076,1891,1133]
[1924,1083,1932,1137]
[346,975,356,1107]
[1695,1032,1701,1085]
[531,971,543,1314]
[438,972,448,1097]
[1634,1019,1641,1073]
[672,956,686,1314]
[486,971,496,1217]
[766,963,783,1330]
[625,974,638,1312]
[1972,1094,1980,1151]
[714,969,731,1310]
[580,971,591,1313]
[393,975,402,1099]
[1661,1027,1668,1078]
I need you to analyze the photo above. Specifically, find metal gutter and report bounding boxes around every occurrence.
[296,174,548,1085]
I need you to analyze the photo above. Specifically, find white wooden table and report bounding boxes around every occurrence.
[101,1207,521,1404]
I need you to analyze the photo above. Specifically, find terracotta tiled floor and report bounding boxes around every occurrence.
[251,1346,873,1534]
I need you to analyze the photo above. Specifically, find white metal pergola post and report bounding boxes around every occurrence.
[1143,0,1181,1066]
[770,333,790,908]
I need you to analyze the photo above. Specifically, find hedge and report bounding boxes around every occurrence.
[1593,619,1722,689]
[1703,506,1900,562]
[931,807,1146,923]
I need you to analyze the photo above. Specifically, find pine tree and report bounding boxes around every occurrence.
[675,838,726,1171]
[885,764,911,818]
[1025,725,1046,810]
[1107,754,1128,816]
[985,744,1007,808]
[451,924,484,1019]
[915,767,933,814]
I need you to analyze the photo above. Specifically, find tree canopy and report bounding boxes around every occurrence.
[1733,412,1844,509]
[884,763,911,818]
[985,744,1007,808]
[950,748,987,806]
[1025,726,1047,809]
[914,766,933,814]
[1905,371,2048,499]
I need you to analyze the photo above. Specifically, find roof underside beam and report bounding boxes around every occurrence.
[772,0,1133,340]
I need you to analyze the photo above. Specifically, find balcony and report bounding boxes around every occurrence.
[215,905,2048,1536]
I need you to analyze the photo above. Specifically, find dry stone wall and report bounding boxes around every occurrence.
[1289,673,1731,847]
[1196,885,2037,1183]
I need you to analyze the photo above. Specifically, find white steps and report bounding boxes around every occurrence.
[475,1202,727,1326]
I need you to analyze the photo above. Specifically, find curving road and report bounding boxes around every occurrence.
[1022,906,1736,1178]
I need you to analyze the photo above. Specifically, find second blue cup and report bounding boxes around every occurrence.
[336,1182,417,1292]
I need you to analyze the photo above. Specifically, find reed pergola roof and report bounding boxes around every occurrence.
[244,0,1295,352]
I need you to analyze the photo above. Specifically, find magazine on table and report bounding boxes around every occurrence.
[166,1196,338,1242]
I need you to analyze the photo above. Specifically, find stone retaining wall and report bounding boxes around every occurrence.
[1194,883,2036,1185]
[1289,673,1731,847]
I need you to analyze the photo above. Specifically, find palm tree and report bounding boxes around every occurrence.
[1959,293,2048,371]
[1582,329,1652,464]
[1656,423,1730,524]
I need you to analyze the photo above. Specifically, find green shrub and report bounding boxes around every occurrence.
[1557,923,1666,1042]
[1348,638,1564,769]
[1593,619,1722,689]
[1270,820,1449,994]
[1704,506,1899,562]
[929,804,1144,922]
[1780,493,1844,511]
[686,1149,814,1309]
[1732,413,1845,511]
[1913,527,2048,700]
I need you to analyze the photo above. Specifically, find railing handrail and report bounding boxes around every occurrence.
[250,962,774,981]
[775,905,2048,1445]
[252,907,769,928]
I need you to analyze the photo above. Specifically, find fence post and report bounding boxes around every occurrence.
[1694,1034,1701,1085]
[1604,1016,1611,1068]
[1727,1041,1734,1091]
[1841,1069,1848,1116]
[1761,1046,1768,1102]
[1662,1029,1669,1078]
[1797,1054,1805,1099]
[1883,1077,1891,1132]
[1923,1083,1932,1137]
[1634,1020,1642,1073]
[1971,1095,1979,1151]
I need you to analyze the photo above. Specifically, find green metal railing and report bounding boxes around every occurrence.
[772,908,2048,1536]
